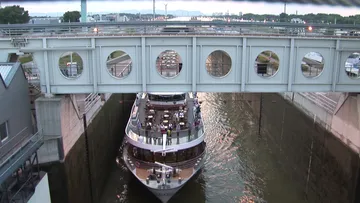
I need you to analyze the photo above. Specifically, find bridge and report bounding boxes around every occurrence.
[1,21,360,93]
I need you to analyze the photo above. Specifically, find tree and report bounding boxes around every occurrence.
[62,11,81,23]
[0,5,30,24]
[279,13,288,22]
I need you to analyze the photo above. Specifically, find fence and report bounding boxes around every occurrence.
[22,65,40,83]
[298,92,338,114]
[2,21,360,38]
[0,128,43,184]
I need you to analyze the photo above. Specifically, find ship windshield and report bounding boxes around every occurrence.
[148,94,186,102]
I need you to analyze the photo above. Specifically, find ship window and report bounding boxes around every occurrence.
[143,150,153,162]
[165,152,177,162]
[148,94,186,102]
[154,153,165,162]
[127,142,206,164]
[0,121,8,142]
[177,150,187,162]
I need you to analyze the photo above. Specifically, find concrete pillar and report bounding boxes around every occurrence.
[81,0,87,23]
[35,96,64,163]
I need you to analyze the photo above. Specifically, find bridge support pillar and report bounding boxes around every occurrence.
[35,96,64,164]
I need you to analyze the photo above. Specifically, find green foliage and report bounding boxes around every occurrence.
[0,5,30,24]
[59,52,83,66]
[62,11,81,23]
[18,55,33,64]
[279,13,288,22]
[210,12,360,25]
[125,28,136,34]
[301,64,309,72]
[109,51,125,59]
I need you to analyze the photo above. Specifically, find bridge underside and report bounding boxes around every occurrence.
[49,84,359,94]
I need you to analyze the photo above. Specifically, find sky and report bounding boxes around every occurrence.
[2,0,359,16]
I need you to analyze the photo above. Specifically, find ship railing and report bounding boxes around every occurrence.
[127,149,205,170]
[126,119,204,137]
[2,21,360,38]
[125,118,205,146]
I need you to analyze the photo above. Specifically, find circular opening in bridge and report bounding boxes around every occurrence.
[206,50,232,78]
[17,53,40,82]
[345,52,360,79]
[255,51,279,78]
[156,50,183,78]
[58,52,83,79]
[106,50,132,79]
[301,52,324,78]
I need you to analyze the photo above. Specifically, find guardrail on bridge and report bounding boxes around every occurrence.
[1,21,360,38]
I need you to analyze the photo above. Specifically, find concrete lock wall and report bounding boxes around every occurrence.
[240,93,360,203]
[40,93,135,203]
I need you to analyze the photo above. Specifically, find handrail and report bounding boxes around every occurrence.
[0,130,43,182]
[2,21,360,29]
[0,129,43,167]
[2,21,360,38]
[84,93,100,113]
[127,149,205,169]
[298,92,338,113]
[0,127,28,152]
[127,117,204,136]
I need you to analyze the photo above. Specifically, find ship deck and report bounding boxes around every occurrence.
[126,93,204,146]
[135,167,193,180]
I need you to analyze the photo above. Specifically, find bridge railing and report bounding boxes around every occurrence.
[2,21,360,38]
[76,93,101,115]
[298,92,338,114]
[22,65,40,83]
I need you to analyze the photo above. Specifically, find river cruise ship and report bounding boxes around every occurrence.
[120,92,205,203]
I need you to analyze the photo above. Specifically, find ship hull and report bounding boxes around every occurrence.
[122,142,206,203]
[148,186,183,203]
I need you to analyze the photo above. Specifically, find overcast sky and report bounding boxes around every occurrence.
[2,1,359,16]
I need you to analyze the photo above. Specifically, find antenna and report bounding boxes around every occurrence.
[164,3,168,20]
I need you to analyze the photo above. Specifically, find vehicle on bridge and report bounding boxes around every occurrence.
[345,52,360,77]
[119,92,205,203]
[161,25,195,34]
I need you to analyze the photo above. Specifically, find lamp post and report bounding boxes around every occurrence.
[164,3,168,21]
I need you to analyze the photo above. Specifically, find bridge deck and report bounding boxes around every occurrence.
[2,22,360,93]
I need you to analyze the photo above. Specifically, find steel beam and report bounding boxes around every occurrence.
[192,37,197,92]
[287,38,295,92]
